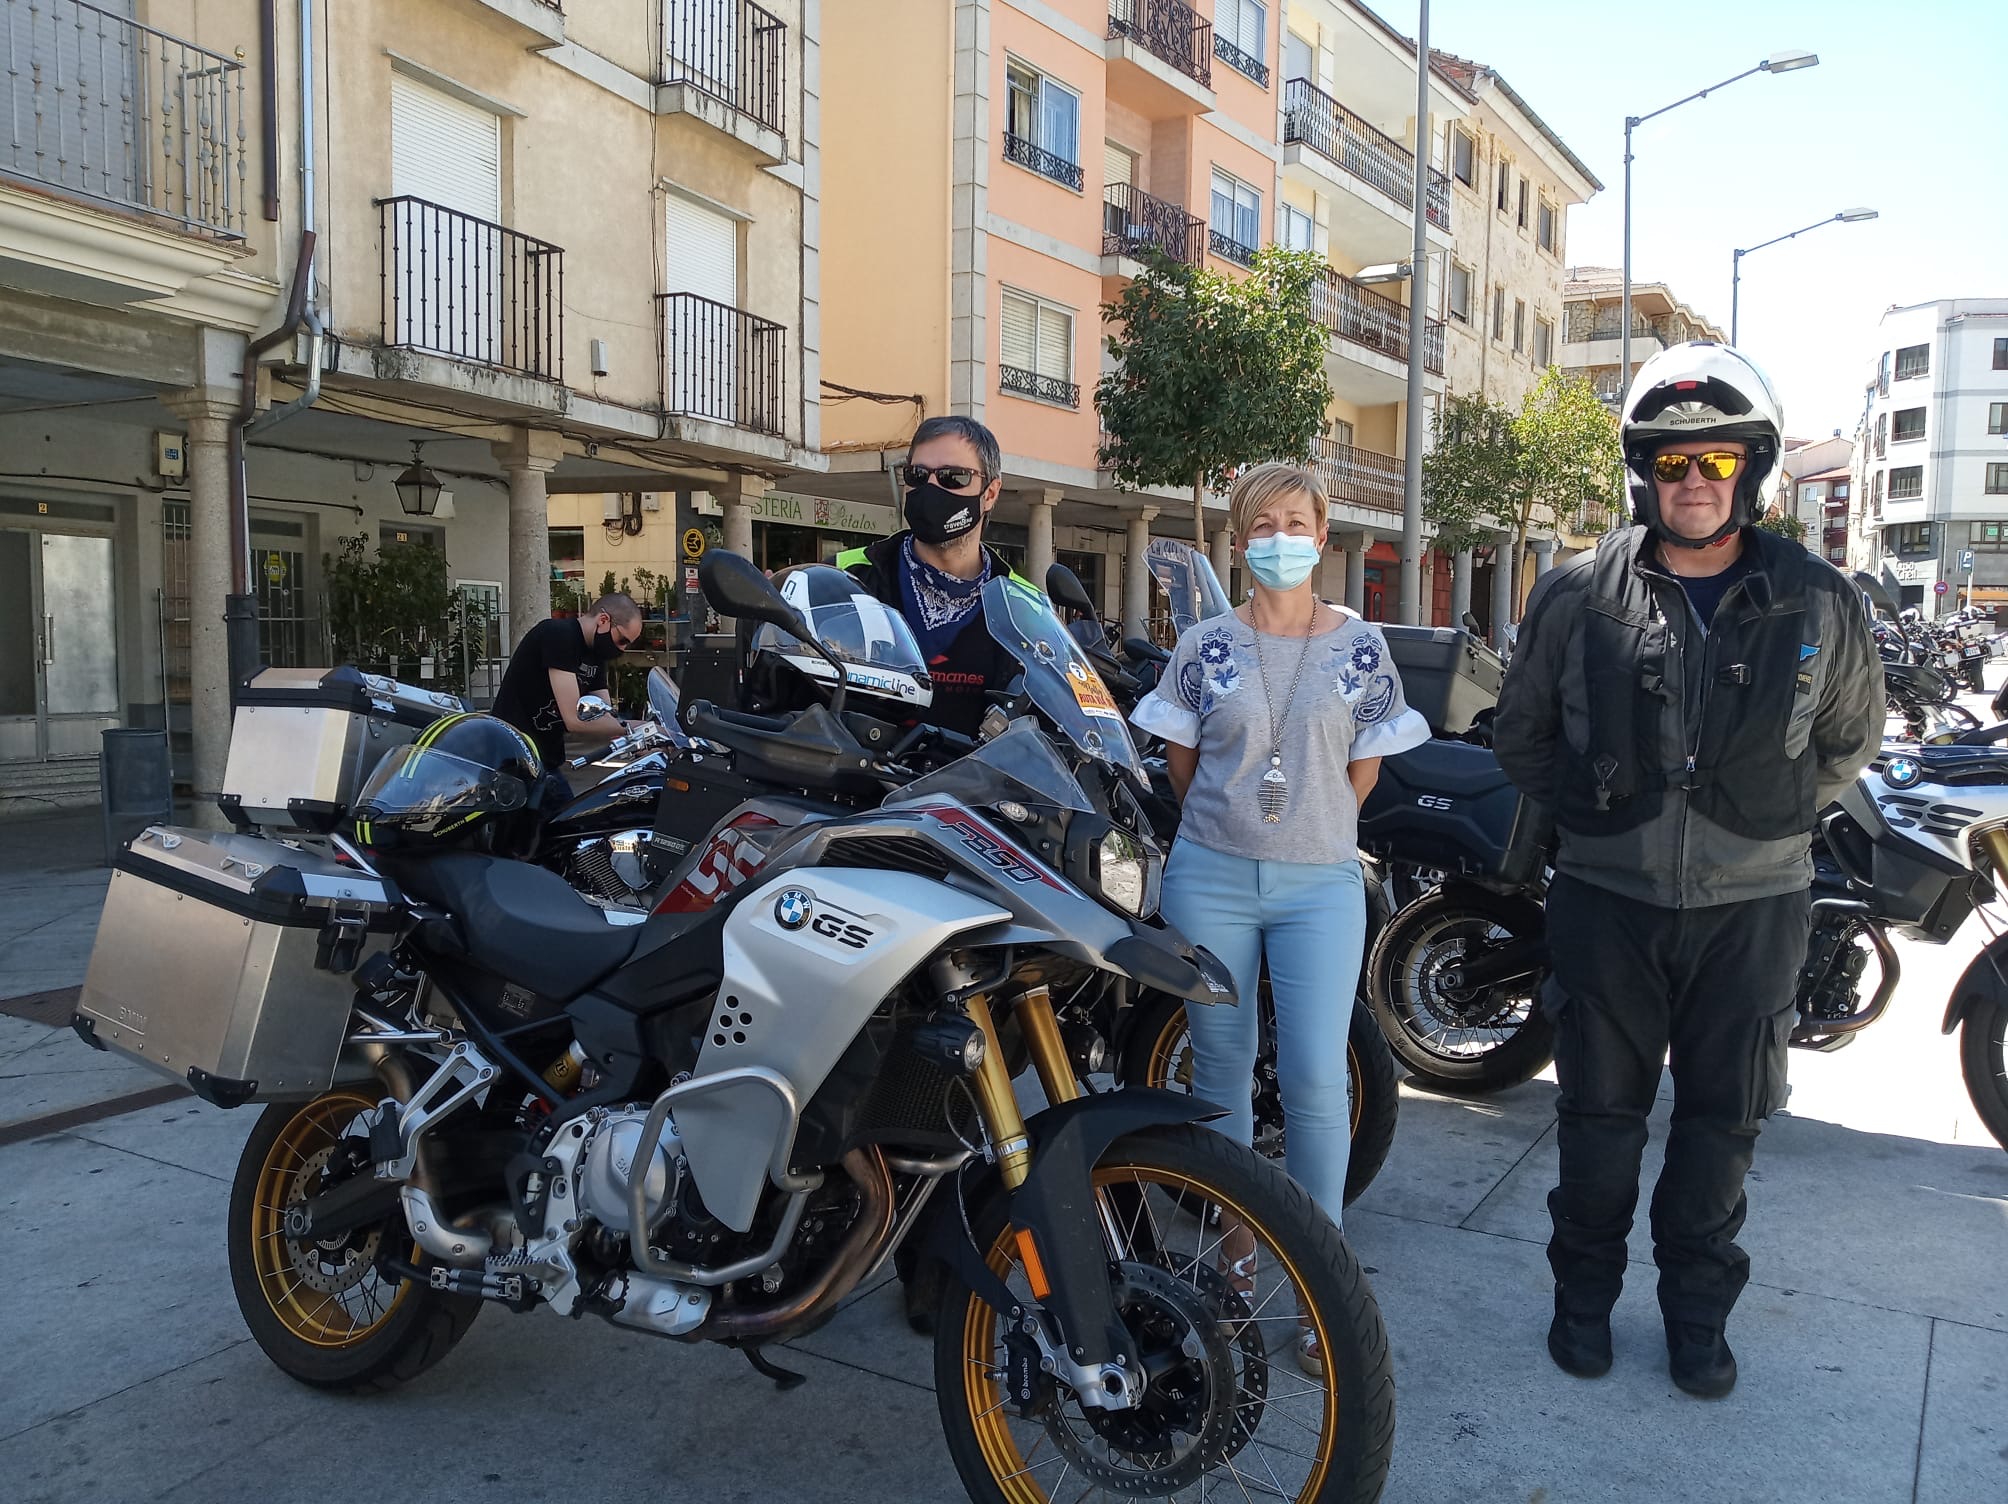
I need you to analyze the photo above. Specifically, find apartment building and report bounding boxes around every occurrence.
[1427,50,1598,623]
[0,0,821,806]
[1858,298,2008,614]
[1560,265,1725,409]
[812,0,1462,630]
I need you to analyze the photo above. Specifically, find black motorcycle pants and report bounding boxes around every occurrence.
[1542,874,1810,1334]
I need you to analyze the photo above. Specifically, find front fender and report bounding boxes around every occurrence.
[918,1088,1223,1371]
[1944,933,2008,1034]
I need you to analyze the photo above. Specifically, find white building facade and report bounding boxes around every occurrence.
[1860,299,2008,615]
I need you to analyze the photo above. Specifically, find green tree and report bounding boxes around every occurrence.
[1096,246,1332,546]
[1753,509,1805,541]
[1422,390,1519,555]
[1507,367,1626,598]
[1423,371,1624,619]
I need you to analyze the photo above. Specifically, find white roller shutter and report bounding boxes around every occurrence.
[1103,141,1134,190]
[664,193,738,304]
[1037,304,1073,381]
[1000,291,1038,372]
[391,73,501,220]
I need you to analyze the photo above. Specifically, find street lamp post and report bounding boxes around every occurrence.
[1730,207,1877,344]
[1621,49,1819,385]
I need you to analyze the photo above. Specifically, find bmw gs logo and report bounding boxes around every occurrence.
[1883,757,1922,789]
[774,889,813,929]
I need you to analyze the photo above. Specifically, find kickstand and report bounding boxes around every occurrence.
[743,1343,807,1391]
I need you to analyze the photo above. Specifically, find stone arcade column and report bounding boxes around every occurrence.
[493,429,566,647]
[720,473,762,561]
[1025,487,1060,588]
[1489,532,1515,649]
[1122,508,1158,638]
[164,390,235,817]
[1450,548,1475,627]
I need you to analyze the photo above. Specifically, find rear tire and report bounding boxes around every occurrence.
[1118,985,1396,1207]
[227,1090,481,1392]
[1958,996,2008,1151]
[1367,885,1555,1094]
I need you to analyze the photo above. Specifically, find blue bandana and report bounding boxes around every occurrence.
[897,536,991,662]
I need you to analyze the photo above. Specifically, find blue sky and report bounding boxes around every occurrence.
[1420,0,2008,439]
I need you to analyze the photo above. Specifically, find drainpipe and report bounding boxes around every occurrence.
[227,0,322,697]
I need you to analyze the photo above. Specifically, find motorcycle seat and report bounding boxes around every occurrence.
[403,854,643,1000]
[1384,738,1515,797]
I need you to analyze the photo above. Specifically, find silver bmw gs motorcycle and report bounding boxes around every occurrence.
[192,560,1395,1503]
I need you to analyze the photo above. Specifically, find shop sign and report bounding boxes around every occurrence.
[752,491,896,535]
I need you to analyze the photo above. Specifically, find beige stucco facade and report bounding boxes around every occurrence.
[0,0,822,804]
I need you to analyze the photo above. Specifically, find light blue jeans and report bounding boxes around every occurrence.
[1158,838,1366,1226]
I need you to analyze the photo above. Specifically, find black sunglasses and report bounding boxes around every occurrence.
[900,463,987,492]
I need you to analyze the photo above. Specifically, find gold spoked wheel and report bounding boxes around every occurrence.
[245,1089,408,1347]
[1143,1003,1364,1139]
[935,1125,1393,1504]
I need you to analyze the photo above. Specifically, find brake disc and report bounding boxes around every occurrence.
[284,1145,384,1296]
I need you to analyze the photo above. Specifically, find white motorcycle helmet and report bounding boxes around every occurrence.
[1620,341,1784,550]
[748,564,934,712]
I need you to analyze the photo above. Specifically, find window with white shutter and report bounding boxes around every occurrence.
[1279,202,1313,252]
[1003,58,1082,188]
[664,194,743,424]
[999,288,1077,406]
[1104,142,1136,190]
[1217,0,1268,79]
[1283,30,1313,84]
[389,73,504,363]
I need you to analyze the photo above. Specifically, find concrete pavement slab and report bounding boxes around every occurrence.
[70,1100,254,1182]
[1913,1319,2008,1504]
[0,1132,247,1436]
[1349,1077,1559,1228]
[0,1059,176,1130]
[1461,1091,2008,1334]
[1347,1207,1934,1504]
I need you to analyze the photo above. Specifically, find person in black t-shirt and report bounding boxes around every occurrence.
[491,593,641,786]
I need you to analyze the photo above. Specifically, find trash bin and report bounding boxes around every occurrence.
[101,728,173,865]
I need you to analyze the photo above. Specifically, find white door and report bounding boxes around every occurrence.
[390,74,504,364]
[0,529,119,763]
[664,193,740,422]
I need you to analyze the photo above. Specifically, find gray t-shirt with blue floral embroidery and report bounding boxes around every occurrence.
[1131,609,1431,865]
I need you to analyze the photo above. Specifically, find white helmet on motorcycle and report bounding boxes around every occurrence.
[1620,341,1784,550]
[748,564,934,711]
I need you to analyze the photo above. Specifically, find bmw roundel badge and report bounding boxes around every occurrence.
[1883,756,1921,789]
[774,889,814,929]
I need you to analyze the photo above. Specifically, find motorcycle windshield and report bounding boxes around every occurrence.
[1145,538,1233,635]
[646,667,694,747]
[983,576,1144,776]
[884,715,1094,816]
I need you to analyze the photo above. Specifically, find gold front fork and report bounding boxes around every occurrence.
[1982,828,2008,896]
[964,987,1079,1191]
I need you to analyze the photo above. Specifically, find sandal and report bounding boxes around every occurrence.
[1218,1222,1258,1301]
[1296,1325,1324,1379]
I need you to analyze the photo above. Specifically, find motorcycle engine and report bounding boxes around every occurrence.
[1797,915,1871,1024]
[576,1108,683,1233]
[567,831,658,909]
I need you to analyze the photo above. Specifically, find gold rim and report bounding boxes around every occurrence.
[959,1161,1339,1503]
[248,1090,410,1349]
[1144,1005,1364,1137]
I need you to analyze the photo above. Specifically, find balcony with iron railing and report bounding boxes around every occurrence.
[1312,436,1403,514]
[1213,31,1266,86]
[1000,365,1079,408]
[1282,79,1449,237]
[1207,225,1255,268]
[1107,0,1211,88]
[1562,500,1620,538]
[1311,266,1444,379]
[659,291,786,436]
[1102,182,1203,267]
[660,0,786,139]
[377,197,564,381]
[0,0,246,239]
[1003,132,1083,191]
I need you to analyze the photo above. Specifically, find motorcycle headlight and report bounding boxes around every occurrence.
[1092,826,1161,918]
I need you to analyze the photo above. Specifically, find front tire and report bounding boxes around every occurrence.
[227,1089,481,1392]
[935,1124,1395,1504]
[1958,996,2008,1151]
[1119,986,1396,1208]
[1367,884,1555,1093]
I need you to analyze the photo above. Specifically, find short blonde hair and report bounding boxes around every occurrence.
[1228,462,1327,544]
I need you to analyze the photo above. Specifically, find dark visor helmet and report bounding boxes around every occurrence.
[352,713,542,847]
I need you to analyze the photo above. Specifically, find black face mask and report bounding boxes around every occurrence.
[590,621,628,661]
[904,479,983,547]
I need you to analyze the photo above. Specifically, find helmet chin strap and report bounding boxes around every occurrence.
[1658,521,1743,551]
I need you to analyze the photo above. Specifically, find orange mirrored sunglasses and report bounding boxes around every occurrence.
[1652,451,1743,483]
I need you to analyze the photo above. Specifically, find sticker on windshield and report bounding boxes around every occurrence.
[1065,660,1124,721]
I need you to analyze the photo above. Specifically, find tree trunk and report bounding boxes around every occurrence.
[1193,471,1205,549]
[1510,499,1532,624]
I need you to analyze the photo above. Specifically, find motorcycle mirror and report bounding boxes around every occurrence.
[575,694,613,723]
[1461,611,1484,636]
[1045,562,1100,622]
[696,549,849,717]
[1852,570,1901,620]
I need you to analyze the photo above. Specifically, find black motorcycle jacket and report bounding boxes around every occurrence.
[1493,525,1883,909]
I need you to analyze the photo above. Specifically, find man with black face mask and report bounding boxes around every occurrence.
[838,415,1032,740]
[492,592,640,793]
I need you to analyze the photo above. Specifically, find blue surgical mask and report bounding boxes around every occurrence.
[1242,533,1322,591]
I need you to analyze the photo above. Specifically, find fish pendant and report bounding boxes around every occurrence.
[1259,762,1288,823]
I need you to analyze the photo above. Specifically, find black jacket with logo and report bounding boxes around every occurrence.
[1493,524,1883,908]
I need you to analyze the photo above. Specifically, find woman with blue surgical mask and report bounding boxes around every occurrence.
[1130,462,1430,1376]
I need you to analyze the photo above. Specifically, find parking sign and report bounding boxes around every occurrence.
[1960,550,1975,572]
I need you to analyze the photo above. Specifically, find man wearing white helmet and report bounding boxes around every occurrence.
[1493,342,1882,1398]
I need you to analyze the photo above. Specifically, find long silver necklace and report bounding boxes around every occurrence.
[1248,595,1318,823]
